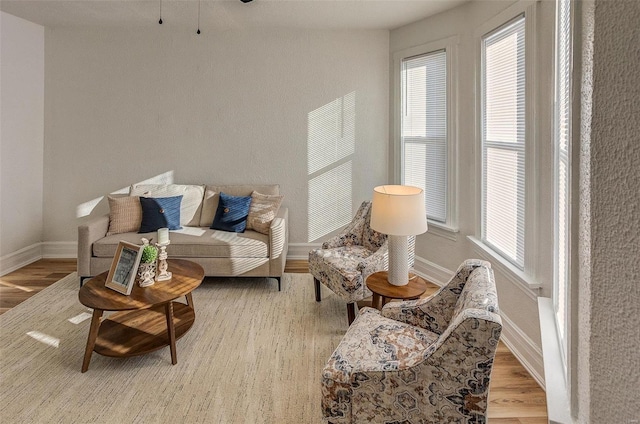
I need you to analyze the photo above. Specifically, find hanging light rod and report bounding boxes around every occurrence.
[157,0,254,31]
[196,0,201,34]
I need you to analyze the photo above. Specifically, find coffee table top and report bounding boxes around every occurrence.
[79,259,204,311]
[366,271,428,300]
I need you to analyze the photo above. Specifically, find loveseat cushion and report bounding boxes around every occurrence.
[93,228,269,258]
[130,184,205,227]
[200,184,280,227]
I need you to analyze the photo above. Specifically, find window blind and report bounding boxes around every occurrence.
[481,16,526,268]
[401,50,447,223]
[554,0,572,368]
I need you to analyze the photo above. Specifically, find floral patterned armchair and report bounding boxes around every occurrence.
[321,259,502,423]
[309,201,391,325]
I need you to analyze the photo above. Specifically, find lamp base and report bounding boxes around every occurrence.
[387,235,409,286]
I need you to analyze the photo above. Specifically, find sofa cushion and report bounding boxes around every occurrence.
[93,228,269,258]
[200,184,280,227]
[211,192,252,233]
[246,191,284,235]
[139,196,183,232]
[130,184,205,227]
[106,195,142,236]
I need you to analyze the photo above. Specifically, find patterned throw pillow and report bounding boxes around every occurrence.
[246,191,284,235]
[139,195,183,232]
[210,192,252,233]
[106,196,142,236]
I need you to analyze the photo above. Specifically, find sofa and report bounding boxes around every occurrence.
[78,183,288,289]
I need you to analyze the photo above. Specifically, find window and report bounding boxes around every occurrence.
[554,0,572,374]
[401,50,448,223]
[481,16,526,269]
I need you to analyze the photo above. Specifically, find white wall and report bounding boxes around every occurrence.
[577,0,640,420]
[43,27,389,246]
[390,0,555,384]
[0,12,44,264]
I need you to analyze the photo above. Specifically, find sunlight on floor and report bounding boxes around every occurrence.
[0,280,34,292]
[68,312,92,324]
[26,331,60,348]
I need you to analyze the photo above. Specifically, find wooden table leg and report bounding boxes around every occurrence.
[372,293,381,310]
[81,309,103,373]
[381,296,389,307]
[185,292,194,309]
[165,302,177,365]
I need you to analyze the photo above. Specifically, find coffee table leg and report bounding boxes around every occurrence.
[185,292,194,309]
[81,309,103,373]
[165,302,177,365]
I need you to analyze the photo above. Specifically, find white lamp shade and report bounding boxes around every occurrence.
[371,185,428,236]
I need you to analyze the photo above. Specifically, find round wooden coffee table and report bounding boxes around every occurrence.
[367,271,428,310]
[78,259,205,372]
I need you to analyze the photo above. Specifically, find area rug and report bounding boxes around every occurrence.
[0,273,348,423]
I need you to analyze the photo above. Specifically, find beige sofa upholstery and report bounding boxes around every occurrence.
[78,184,288,289]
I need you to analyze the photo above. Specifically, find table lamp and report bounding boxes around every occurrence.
[371,185,428,286]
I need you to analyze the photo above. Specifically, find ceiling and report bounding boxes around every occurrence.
[0,0,469,31]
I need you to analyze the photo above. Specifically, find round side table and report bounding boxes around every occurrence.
[366,271,428,310]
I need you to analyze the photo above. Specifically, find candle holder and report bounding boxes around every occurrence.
[155,241,172,281]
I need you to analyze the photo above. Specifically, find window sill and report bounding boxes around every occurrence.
[538,297,573,424]
[426,221,459,241]
[467,236,542,298]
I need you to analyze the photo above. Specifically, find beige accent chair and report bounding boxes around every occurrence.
[320,259,502,423]
[308,201,391,325]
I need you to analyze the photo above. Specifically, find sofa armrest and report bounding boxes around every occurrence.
[269,207,288,260]
[77,214,109,277]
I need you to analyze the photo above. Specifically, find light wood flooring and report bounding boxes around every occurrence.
[0,258,548,422]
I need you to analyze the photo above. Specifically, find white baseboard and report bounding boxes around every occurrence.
[287,242,322,260]
[500,312,545,389]
[1,241,78,276]
[0,243,43,276]
[412,256,454,286]
[42,241,77,258]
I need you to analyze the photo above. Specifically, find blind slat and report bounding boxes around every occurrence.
[554,0,572,366]
[482,16,526,268]
[401,50,447,223]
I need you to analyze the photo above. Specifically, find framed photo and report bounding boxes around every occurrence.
[105,241,143,295]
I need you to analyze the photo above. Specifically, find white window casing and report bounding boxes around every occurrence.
[472,1,538,288]
[393,36,459,237]
[481,15,527,269]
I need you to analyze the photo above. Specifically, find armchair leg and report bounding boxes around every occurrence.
[275,277,281,292]
[347,302,357,325]
[314,278,321,302]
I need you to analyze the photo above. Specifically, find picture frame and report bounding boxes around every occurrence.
[105,241,143,295]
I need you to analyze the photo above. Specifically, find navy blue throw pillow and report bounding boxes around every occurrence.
[139,195,183,232]
[211,192,252,233]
